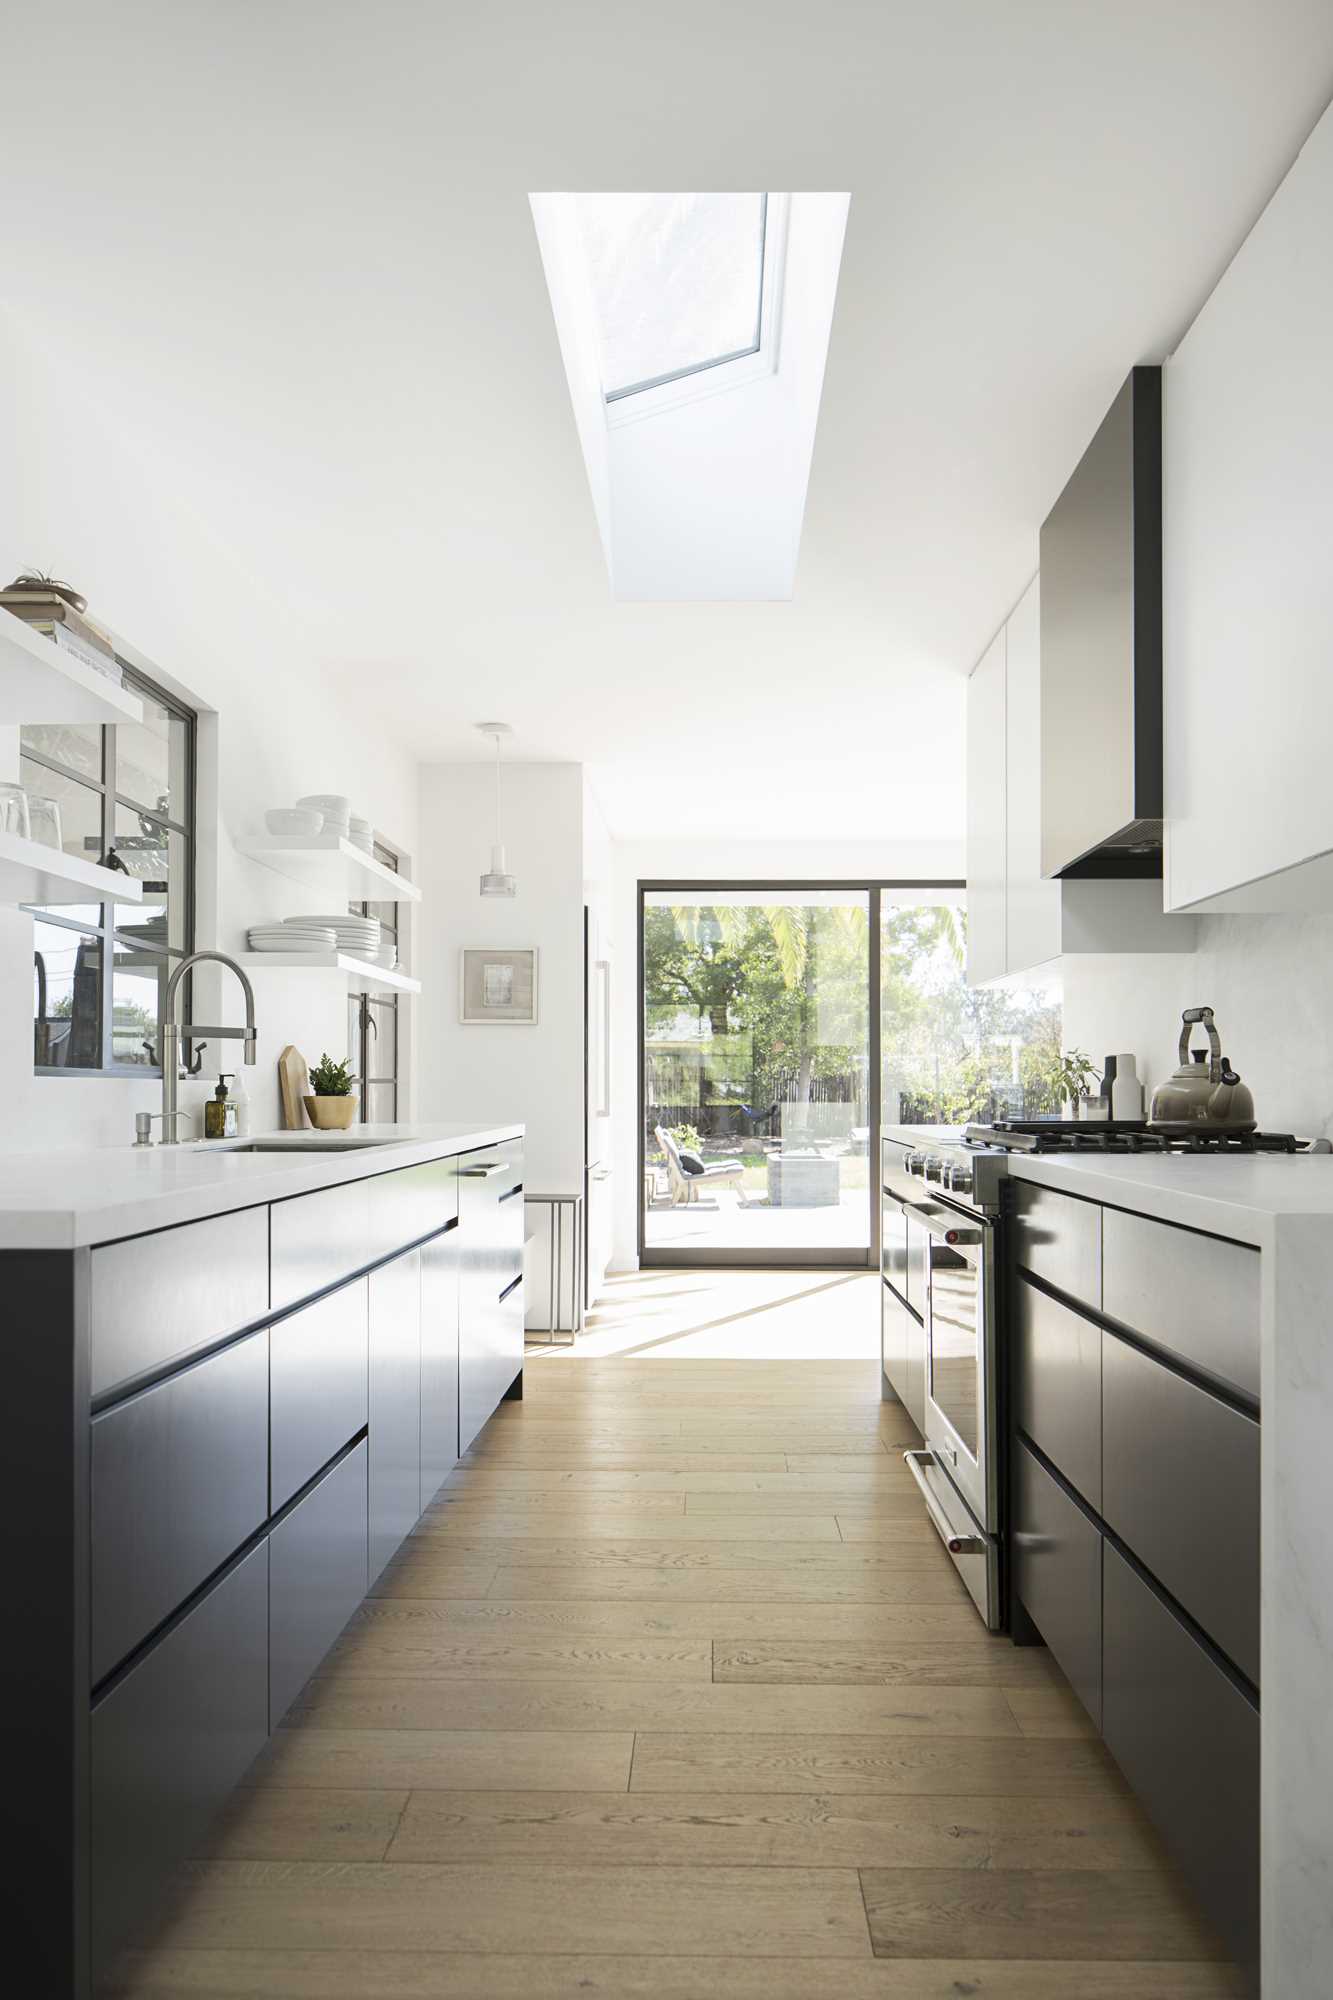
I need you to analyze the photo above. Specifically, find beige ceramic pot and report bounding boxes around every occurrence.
[304,1093,358,1131]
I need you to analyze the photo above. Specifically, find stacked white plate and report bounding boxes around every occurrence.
[295,793,352,839]
[284,912,381,960]
[348,814,374,855]
[248,924,338,954]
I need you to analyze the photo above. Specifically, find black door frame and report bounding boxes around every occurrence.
[637,879,966,1269]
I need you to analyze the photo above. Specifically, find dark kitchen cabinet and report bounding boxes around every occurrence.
[90,1204,269,1401]
[91,1539,269,1985]
[881,1276,907,1407]
[368,1246,423,1582]
[1102,1544,1259,1979]
[1102,1207,1260,1402]
[1012,1438,1103,1730]
[269,1277,368,1510]
[90,1328,269,1685]
[1010,1179,1101,1310]
[458,1143,525,1455]
[420,1222,461,1506]
[1013,1273,1102,1508]
[1101,1329,1260,1685]
[269,1441,369,1725]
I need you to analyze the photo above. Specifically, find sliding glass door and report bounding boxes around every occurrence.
[640,881,1061,1267]
[641,888,872,1264]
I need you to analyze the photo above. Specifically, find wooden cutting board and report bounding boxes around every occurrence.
[278,1045,311,1129]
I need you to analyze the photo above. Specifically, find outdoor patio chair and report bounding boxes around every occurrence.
[654,1125,745,1207]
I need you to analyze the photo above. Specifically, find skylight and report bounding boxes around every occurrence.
[575,193,768,402]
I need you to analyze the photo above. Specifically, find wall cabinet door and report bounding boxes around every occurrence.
[368,1247,422,1582]
[965,628,1007,987]
[420,1225,460,1507]
[1004,574,1062,974]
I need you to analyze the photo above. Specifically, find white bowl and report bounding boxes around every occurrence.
[296,793,352,820]
[266,807,324,836]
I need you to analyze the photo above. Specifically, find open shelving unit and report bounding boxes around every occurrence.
[235,835,422,903]
[0,612,144,727]
[236,952,420,996]
[3,830,144,908]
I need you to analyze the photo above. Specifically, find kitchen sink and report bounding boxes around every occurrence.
[224,1137,403,1153]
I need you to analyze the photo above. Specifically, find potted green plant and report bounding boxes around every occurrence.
[1054,1048,1098,1120]
[304,1052,359,1131]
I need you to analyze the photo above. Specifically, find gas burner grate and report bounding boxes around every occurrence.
[965,1121,1304,1156]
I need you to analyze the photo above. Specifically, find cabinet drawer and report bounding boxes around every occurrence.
[1010,1180,1101,1309]
[269,1441,368,1724]
[1103,1544,1258,1978]
[881,1278,907,1406]
[91,1539,268,1982]
[1013,1439,1102,1729]
[1102,1332,1260,1684]
[91,1330,269,1685]
[366,1157,459,1266]
[460,1285,524,1456]
[457,1139,524,1202]
[420,1225,461,1507]
[368,1247,422,1584]
[270,1178,373,1312]
[1014,1275,1102,1508]
[91,1205,269,1401]
[270,1279,368,1510]
[1102,1208,1259,1401]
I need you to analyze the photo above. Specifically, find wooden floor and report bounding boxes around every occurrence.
[117,1270,1243,1998]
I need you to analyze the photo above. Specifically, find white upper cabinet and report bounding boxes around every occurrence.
[965,628,1007,986]
[1164,101,1333,912]
[1004,577,1062,974]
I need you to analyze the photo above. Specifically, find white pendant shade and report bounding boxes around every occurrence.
[478,723,516,896]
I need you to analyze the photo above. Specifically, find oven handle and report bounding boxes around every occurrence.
[903,1450,988,1555]
[901,1200,986,1245]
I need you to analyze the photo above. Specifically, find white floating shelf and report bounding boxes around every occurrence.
[6,830,144,907]
[235,834,421,903]
[237,952,420,996]
[0,613,144,726]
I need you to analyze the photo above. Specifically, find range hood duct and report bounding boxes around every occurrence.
[1040,367,1163,878]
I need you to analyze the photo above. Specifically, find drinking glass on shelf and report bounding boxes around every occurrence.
[0,783,31,838]
[25,792,64,851]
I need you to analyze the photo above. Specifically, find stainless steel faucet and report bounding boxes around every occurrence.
[157,951,258,1145]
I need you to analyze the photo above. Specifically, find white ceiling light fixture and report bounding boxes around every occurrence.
[477,721,516,897]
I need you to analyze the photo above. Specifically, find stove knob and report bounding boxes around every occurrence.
[947,1162,975,1195]
[922,1156,944,1183]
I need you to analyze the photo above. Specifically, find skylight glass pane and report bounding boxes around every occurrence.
[576,193,767,401]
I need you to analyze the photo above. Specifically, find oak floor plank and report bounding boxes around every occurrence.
[456,1452,792,1473]
[712,1639,1069,1689]
[110,1949,1251,1997]
[687,1489,929,1516]
[631,1731,1125,1796]
[398,1537,956,1571]
[386,1787,1166,1871]
[410,1510,845,1543]
[327,1626,713,1681]
[288,1676,1024,1738]
[365,1559,498,1604]
[194,1788,408,1862]
[150,1859,873,1959]
[348,1599,994,1643]
[252,1729,635,1793]
[430,1488,687,1514]
[1003,1685,1101,1739]
[480,1565,972,1605]
[442,1466,915,1494]
[859,1867,1225,1961]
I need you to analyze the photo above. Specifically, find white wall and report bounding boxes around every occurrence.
[415,762,585,1194]
[0,313,418,1151]
[609,834,966,1268]
[1062,914,1333,1139]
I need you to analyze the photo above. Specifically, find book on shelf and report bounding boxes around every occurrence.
[1,597,123,684]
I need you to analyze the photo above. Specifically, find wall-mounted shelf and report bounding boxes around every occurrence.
[6,831,144,907]
[0,614,144,726]
[235,834,421,903]
[236,952,420,996]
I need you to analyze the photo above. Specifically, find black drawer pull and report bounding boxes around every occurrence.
[498,1274,523,1305]
[498,1184,524,1203]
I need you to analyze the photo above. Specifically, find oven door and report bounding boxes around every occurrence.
[909,1199,997,1535]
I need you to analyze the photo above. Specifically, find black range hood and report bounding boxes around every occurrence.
[1039,366,1162,878]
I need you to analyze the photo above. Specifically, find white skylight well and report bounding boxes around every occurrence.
[575,193,768,402]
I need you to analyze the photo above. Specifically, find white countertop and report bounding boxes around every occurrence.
[0,1122,525,1249]
[1005,1149,1333,1247]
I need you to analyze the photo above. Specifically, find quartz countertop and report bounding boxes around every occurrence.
[1004,1148,1333,1247]
[0,1122,525,1249]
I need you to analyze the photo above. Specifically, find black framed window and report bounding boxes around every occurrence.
[347,840,401,1125]
[26,667,196,1075]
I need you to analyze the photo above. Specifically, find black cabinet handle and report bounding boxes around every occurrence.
[498,1184,524,1204]
[498,1274,523,1305]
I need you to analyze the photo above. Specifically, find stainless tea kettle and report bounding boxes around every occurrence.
[1149,1006,1256,1132]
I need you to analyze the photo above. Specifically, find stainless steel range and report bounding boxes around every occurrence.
[881,1127,1008,1629]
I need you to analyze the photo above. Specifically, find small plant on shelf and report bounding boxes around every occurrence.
[304,1052,359,1131]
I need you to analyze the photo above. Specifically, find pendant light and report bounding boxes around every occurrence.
[478,721,516,896]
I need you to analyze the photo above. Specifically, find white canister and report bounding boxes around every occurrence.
[1110,1054,1144,1120]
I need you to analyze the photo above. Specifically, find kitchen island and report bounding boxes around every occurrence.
[1,1120,525,1998]
[1002,1147,1333,2000]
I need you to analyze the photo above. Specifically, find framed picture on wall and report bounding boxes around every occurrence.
[460,947,539,1025]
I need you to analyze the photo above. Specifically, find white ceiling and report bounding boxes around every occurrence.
[4,3,1333,840]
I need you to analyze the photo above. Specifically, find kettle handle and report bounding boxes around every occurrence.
[1179,1006,1223,1082]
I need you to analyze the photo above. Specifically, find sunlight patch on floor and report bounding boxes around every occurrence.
[530,1267,881,1362]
